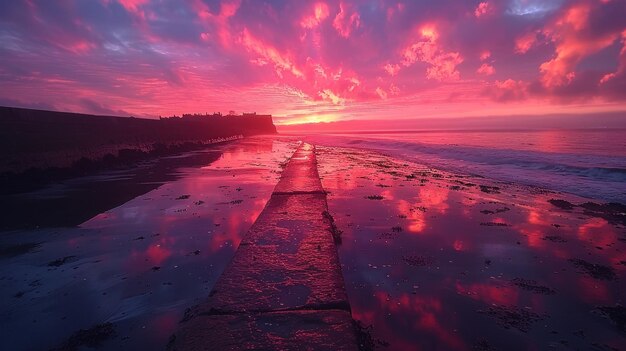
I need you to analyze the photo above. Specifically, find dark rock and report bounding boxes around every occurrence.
[569,258,616,280]
[511,278,556,295]
[580,202,626,225]
[0,242,40,259]
[403,255,433,267]
[472,339,496,351]
[479,185,500,194]
[48,256,78,267]
[542,235,567,243]
[548,199,575,210]
[478,305,543,332]
[51,323,115,351]
[596,305,626,333]
[480,222,510,227]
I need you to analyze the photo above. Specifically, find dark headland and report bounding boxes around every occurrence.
[0,106,277,229]
[0,106,276,189]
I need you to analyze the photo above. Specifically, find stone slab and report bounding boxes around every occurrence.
[190,193,349,314]
[273,143,324,194]
[170,310,358,351]
[168,143,358,350]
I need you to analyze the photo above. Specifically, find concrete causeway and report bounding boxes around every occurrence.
[168,143,359,351]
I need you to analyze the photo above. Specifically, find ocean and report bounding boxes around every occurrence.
[303,129,626,203]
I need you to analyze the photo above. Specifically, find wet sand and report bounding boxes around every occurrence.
[1,146,225,230]
[0,137,298,350]
[316,145,626,350]
[1,137,624,350]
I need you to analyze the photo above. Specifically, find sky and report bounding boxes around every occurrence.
[0,0,625,125]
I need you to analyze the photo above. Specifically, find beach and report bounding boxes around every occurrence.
[314,143,625,350]
[3,1,626,349]
[0,134,624,350]
[0,137,298,350]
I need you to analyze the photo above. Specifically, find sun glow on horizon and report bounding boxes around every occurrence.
[0,0,625,123]
[277,113,341,126]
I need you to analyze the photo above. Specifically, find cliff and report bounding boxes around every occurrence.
[0,106,276,175]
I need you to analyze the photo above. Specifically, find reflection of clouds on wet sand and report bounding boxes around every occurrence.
[317,145,626,351]
[0,137,298,350]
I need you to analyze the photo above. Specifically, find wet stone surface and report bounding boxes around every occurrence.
[191,193,350,315]
[170,143,358,351]
[170,310,357,351]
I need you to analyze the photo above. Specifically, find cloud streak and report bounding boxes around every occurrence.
[0,0,624,123]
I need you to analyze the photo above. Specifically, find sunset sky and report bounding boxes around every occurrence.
[1,0,625,124]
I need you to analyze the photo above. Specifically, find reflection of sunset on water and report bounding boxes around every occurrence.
[376,291,466,351]
[317,145,626,350]
[0,137,299,350]
[1,0,625,348]
[397,199,426,233]
[455,282,519,306]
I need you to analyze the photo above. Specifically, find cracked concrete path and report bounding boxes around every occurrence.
[168,143,359,351]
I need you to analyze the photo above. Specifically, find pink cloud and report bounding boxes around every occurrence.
[386,2,406,21]
[539,1,622,88]
[486,79,529,102]
[401,25,464,81]
[117,0,149,13]
[2,0,625,124]
[219,0,241,18]
[333,2,360,38]
[600,30,626,84]
[318,89,345,104]
[301,2,330,29]
[239,28,303,79]
[477,63,495,76]
[375,87,388,99]
[384,63,401,76]
[193,0,241,48]
[474,2,494,18]
[515,31,538,54]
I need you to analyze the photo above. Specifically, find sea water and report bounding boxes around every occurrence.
[304,129,626,202]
